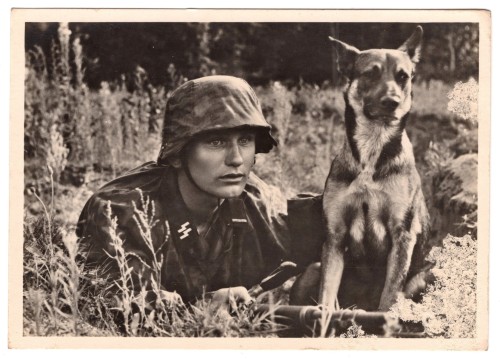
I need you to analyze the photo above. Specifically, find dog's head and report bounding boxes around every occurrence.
[331,26,423,124]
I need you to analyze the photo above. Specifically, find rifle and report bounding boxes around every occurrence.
[248,261,426,338]
[252,304,425,337]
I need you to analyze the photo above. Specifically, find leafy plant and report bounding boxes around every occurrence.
[390,234,477,338]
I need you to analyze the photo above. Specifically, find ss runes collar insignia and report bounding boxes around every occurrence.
[178,221,192,239]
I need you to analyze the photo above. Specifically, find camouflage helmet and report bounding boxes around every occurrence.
[157,75,277,165]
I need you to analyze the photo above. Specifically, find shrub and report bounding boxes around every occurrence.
[447,78,479,124]
[390,234,477,338]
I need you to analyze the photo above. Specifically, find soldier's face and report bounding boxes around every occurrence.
[185,128,256,198]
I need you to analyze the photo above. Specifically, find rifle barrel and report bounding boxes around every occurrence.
[254,304,393,331]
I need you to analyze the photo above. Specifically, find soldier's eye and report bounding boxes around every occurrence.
[206,138,225,147]
[238,134,255,146]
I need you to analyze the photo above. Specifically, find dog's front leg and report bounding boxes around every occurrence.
[378,229,417,311]
[319,228,346,310]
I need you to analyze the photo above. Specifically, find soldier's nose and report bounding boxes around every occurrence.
[225,144,244,167]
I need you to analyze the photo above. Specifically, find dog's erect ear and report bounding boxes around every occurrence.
[398,26,423,63]
[329,36,360,77]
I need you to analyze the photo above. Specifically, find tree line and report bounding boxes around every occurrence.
[26,22,479,89]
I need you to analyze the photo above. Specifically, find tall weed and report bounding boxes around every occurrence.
[23,192,83,335]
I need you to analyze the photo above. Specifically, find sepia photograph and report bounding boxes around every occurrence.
[8,8,490,350]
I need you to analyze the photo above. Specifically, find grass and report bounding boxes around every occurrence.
[22,23,479,338]
[23,182,285,337]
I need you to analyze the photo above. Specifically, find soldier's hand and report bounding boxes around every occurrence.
[135,290,183,311]
[209,286,254,312]
[158,290,183,307]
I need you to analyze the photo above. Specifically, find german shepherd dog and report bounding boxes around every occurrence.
[319,26,430,311]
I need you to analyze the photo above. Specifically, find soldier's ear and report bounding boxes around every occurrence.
[169,156,182,169]
[329,37,360,78]
[398,26,423,63]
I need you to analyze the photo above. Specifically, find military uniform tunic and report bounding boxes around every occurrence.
[77,162,325,302]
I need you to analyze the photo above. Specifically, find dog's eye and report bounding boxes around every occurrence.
[396,70,410,83]
[362,65,381,79]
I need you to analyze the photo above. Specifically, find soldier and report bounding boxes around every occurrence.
[77,75,325,311]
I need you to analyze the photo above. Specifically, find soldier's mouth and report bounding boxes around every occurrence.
[219,173,245,182]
